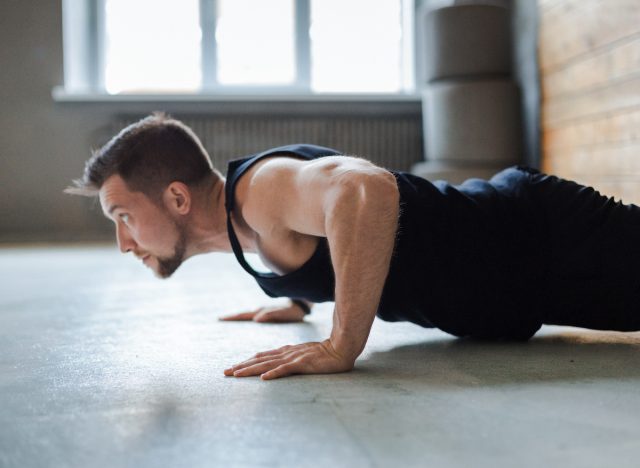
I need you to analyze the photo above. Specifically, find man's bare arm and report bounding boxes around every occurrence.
[324,172,400,360]
[224,158,399,379]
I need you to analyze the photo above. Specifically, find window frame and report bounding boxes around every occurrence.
[199,0,311,93]
[60,0,415,97]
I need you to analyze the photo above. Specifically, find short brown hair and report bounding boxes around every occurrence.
[65,112,218,199]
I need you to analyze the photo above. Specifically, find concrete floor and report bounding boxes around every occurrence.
[1,245,640,468]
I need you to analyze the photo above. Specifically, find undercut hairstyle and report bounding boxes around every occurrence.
[65,112,219,200]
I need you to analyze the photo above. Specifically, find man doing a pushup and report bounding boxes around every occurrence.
[66,113,640,380]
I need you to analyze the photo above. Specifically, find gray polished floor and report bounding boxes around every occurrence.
[1,244,640,468]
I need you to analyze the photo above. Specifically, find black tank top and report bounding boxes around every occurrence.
[225,144,339,304]
[225,144,546,337]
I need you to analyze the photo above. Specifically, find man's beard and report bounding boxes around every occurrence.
[155,223,187,279]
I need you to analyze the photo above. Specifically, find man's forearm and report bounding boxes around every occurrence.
[325,172,400,361]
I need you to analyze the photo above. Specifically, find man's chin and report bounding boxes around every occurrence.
[153,269,179,280]
[148,227,187,279]
[152,268,170,280]
[154,259,184,279]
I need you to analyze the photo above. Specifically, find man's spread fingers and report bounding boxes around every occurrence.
[219,312,256,321]
[255,345,293,358]
[223,345,300,376]
[234,353,286,369]
[232,358,286,377]
[255,309,303,323]
[260,362,300,380]
[253,350,281,358]
[224,352,292,375]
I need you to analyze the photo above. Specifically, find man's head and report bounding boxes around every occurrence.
[66,112,221,278]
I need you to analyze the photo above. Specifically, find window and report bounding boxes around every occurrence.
[61,0,415,96]
[310,0,404,93]
[216,0,296,86]
[103,0,202,93]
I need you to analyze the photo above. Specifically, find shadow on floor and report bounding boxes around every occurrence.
[359,330,640,387]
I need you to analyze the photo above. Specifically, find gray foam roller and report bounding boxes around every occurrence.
[420,4,512,83]
[422,79,522,164]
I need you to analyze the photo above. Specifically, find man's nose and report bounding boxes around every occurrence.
[116,223,136,253]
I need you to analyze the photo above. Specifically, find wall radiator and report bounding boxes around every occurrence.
[112,114,424,174]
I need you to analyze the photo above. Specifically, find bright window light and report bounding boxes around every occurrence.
[310,0,403,93]
[92,0,411,94]
[104,0,201,94]
[216,0,295,85]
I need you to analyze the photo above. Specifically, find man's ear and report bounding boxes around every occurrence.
[163,182,191,216]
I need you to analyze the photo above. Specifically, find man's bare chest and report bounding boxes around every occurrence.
[232,156,321,276]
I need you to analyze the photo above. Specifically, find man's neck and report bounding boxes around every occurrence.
[184,178,256,258]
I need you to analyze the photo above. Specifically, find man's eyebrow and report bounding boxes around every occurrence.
[107,204,124,216]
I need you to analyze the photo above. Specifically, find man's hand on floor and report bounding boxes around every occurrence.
[223,339,355,380]
[219,304,305,323]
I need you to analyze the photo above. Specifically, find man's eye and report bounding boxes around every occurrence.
[119,214,130,225]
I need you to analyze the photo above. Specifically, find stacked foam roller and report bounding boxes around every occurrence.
[412,4,522,184]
